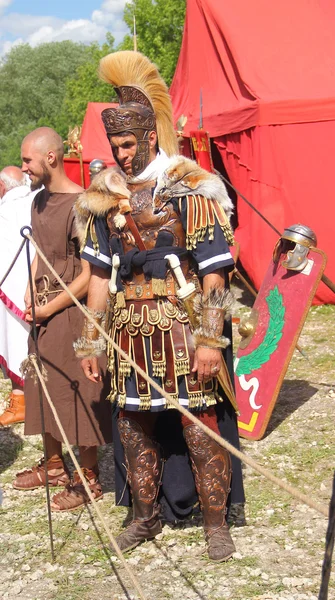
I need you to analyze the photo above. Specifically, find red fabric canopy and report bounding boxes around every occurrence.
[171,0,335,136]
[80,102,117,164]
[170,0,335,303]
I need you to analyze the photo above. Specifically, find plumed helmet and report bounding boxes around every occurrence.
[99,51,178,176]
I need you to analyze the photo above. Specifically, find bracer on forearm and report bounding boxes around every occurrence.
[192,288,233,350]
[73,306,107,358]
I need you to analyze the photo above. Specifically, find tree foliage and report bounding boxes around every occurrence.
[0,41,89,168]
[62,34,116,128]
[121,0,186,85]
[0,2,186,170]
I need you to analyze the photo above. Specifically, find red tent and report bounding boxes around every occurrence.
[170,0,335,303]
[64,102,116,188]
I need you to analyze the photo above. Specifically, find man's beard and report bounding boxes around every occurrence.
[30,162,51,191]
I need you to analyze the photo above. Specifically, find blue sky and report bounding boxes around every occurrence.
[0,0,129,56]
[10,1,97,20]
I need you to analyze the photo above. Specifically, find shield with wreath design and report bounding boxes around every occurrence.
[235,243,327,440]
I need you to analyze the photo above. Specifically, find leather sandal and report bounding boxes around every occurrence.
[13,455,70,490]
[51,467,103,512]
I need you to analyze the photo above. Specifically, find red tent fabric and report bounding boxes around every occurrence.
[64,102,116,187]
[170,0,335,303]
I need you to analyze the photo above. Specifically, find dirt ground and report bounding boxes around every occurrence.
[0,282,334,600]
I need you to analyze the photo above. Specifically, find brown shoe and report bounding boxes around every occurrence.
[12,455,70,490]
[51,467,103,512]
[205,523,236,562]
[115,511,162,553]
[0,393,25,426]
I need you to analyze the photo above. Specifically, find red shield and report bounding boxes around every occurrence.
[235,246,327,440]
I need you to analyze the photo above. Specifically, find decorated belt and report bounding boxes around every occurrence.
[123,277,177,300]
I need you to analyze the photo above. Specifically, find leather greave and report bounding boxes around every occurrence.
[118,417,161,521]
[183,423,232,531]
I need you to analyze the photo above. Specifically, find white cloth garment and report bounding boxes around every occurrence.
[126,148,171,184]
[0,185,37,384]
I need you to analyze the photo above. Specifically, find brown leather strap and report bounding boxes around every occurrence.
[124,212,147,251]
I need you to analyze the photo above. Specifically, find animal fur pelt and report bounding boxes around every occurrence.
[192,287,234,350]
[75,167,130,248]
[153,155,234,219]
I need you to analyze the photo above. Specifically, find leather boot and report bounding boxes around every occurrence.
[184,423,236,561]
[0,393,25,426]
[115,417,162,553]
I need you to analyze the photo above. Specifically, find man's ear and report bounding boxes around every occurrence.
[47,150,57,166]
[148,130,157,148]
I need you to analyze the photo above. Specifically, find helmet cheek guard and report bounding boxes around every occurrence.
[101,88,157,177]
[274,224,317,272]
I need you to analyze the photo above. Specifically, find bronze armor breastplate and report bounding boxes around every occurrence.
[107,180,185,250]
[106,181,193,288]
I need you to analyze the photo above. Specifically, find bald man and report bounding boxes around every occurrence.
[0,166,34,426]
[14,127,112,511]
[0,166,26,202]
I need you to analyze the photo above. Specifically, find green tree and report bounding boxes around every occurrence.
[120,0,186,85]
[0,41,89,136]
[61,34,116,128]
[0,40,90,169]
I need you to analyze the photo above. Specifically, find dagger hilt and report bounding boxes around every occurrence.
[165,254,196,299]
[109,254,120,295]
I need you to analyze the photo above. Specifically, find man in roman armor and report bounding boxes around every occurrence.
[75,51,244,561]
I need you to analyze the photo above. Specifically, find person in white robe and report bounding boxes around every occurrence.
[0,166,37,425]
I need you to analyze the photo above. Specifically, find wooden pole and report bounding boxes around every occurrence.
[133,14,137,52]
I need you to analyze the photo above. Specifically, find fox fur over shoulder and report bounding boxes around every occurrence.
[154,155,233,219]
[74,155,234,249]
[74,167,130,248]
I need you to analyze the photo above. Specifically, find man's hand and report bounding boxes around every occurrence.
[24,288,33,310]
[25,304,50,325]
[81,357,102,383]
[192,346,223,383]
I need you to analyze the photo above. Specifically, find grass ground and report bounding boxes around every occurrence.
[0,295,334,600]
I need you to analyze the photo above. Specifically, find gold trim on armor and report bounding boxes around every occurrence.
[185,194,234,250]
[171,327,190,376]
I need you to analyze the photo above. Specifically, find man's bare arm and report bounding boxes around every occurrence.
[25,258,93,323]
[80,265,110,383]
[24,254,38,308]
[87,265,110,310]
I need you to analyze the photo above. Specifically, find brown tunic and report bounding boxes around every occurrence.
[24,190,112,446]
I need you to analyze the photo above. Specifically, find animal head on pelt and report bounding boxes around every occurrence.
[154,155,233,217]
[76,167,131,219]
[75,167,131,247]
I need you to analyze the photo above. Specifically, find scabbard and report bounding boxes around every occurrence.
[217,361,239,414]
